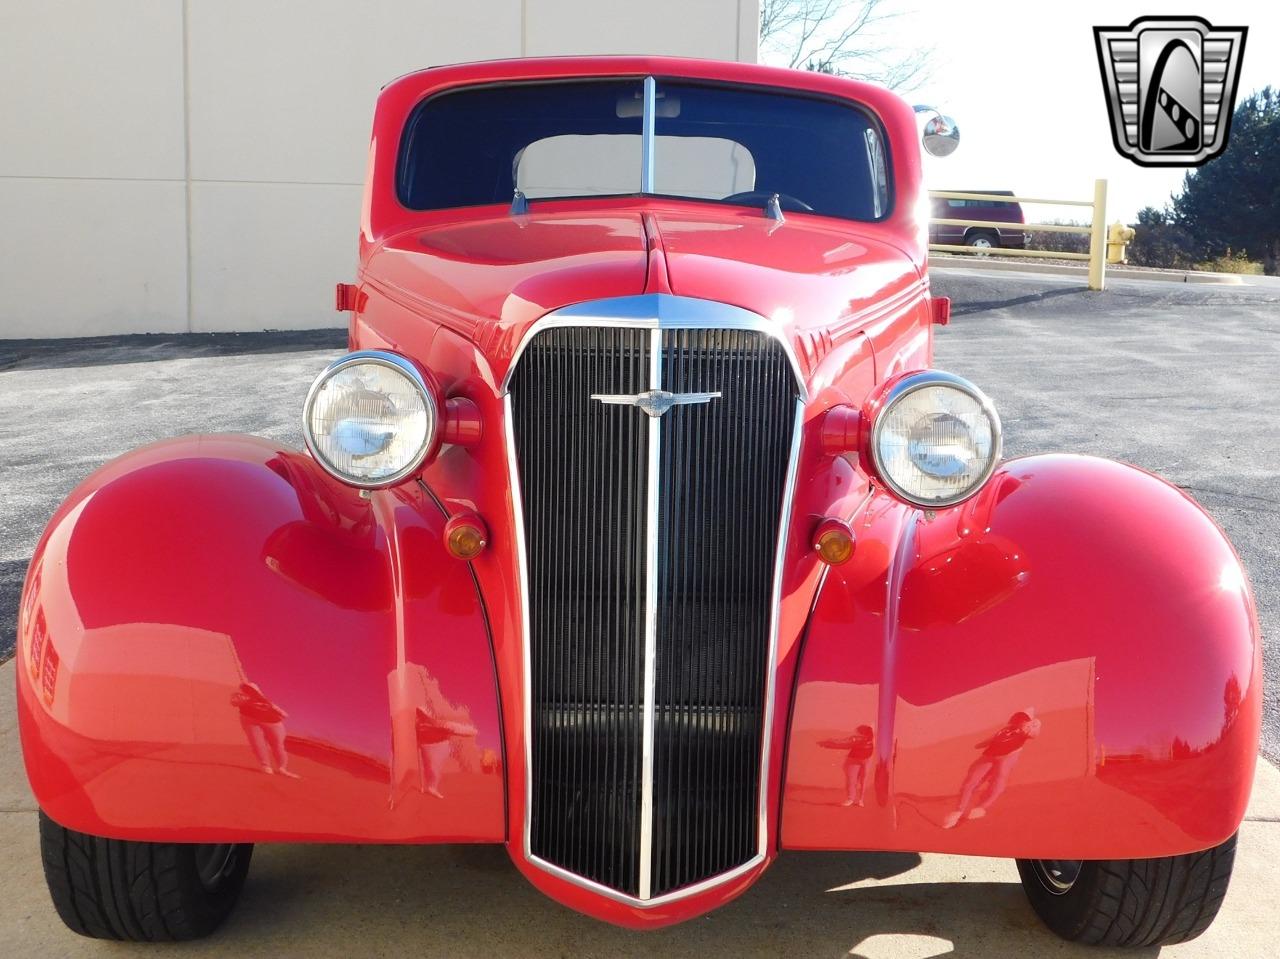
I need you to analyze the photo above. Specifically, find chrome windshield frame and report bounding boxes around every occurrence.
[641,75,657,194]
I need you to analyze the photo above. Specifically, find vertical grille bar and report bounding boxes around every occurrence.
[637,326,662,899]
[510,320,797,899]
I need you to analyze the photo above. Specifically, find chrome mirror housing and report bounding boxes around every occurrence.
[914,104,960,157]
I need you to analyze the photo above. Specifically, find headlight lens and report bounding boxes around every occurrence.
[870,372,1001,507]
[302,351,437,487]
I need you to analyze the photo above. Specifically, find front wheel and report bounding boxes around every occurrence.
[1016,833,1236,947]
[39,811,252,941]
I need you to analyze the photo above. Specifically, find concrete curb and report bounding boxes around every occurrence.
[930,254,1246,285]
[2,659,1277,956]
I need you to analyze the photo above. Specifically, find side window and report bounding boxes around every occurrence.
[947,198,966,208]
[863,128,888,218]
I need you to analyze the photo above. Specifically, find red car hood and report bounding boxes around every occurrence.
[362,204,922,371]
[363,211,649,342]
[649,209,921,333]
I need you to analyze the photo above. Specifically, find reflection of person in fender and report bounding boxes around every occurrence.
[819,724,875,807]
[944,709,1041,828]
[415,707,479,798]
[230,682,299,779]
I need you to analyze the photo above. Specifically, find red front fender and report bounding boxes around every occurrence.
[782,454,1261,859]
[17,435,505,843]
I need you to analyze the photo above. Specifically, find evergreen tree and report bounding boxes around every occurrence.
[1172,88,1280,274]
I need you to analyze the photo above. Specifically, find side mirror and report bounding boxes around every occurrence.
[913,105,960,157]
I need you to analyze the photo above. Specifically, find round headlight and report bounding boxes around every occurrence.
[869,371,1001,507]
[302,351,438,488]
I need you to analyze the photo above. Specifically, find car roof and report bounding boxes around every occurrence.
[382,55,900,108]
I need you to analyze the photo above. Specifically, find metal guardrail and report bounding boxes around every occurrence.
[929,180,1109,290]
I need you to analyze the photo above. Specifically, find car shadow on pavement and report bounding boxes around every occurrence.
[0,329,346,373]
[945,286,1086,318]
[211,843,1159,959]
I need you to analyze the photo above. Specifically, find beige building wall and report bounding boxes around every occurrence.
[0,0,760,339]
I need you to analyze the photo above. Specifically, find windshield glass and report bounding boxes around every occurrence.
[397,78,889,221]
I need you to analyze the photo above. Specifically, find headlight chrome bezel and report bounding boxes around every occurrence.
[302,350,440,489]
[866,370,1002,508]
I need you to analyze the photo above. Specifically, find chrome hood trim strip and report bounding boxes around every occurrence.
[500,294,810,400]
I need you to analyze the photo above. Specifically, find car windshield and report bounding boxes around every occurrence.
[397,78,890,221]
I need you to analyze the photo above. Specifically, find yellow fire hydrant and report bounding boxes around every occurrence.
[1107,222,1136,264]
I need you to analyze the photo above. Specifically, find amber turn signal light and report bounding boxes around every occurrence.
[444,513,488,560]
[813,518,855,566]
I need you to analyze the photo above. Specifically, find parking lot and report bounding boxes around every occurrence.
[1,270,1278,955]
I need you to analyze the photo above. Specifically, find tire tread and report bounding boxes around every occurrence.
[38,812,250,942]
[1017,833,1236,947]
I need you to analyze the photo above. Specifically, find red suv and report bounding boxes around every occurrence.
[930,190,1027,251]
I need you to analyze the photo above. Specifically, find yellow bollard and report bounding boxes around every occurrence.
[1087,179,1108,291]
[1107,222,1136,264]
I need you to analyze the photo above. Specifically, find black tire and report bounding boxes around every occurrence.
[38,811,252,941]
[1016,833,1236,947]
[964,231,1000,253]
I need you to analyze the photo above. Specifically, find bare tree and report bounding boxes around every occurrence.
[759,0,931,91]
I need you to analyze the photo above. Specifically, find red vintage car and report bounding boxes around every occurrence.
[16,56,1260,948]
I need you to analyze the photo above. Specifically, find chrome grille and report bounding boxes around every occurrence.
[509,321,798,899]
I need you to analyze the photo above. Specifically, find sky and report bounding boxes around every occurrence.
[846,1,1278,223]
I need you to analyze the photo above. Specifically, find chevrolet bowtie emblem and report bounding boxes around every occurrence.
[590,389,721,418]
